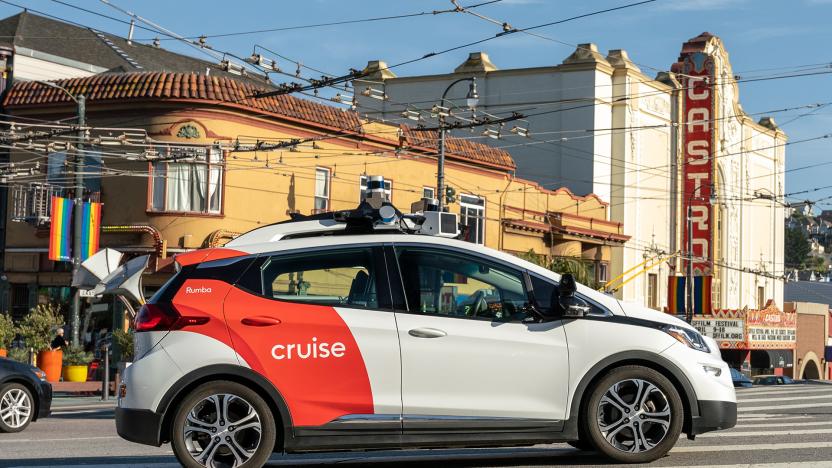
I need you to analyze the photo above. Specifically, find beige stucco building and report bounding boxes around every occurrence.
[354,32,786,313]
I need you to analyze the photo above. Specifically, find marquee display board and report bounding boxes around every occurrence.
[692,305,795,350]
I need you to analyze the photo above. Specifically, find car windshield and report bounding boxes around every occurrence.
[753,376,776,385]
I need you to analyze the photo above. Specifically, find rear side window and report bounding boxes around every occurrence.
[237,247,388,309]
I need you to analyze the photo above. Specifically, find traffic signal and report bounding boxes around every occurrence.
[445,186,456,204]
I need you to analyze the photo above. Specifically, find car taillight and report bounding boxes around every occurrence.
[135,303,209,332]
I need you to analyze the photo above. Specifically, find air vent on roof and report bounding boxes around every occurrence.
[90,29,143,70]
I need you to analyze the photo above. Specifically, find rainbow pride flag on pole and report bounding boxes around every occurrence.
[48,196,73,261]
[667,276,686,314]
[694,275,713,315]
[79,201,102,261]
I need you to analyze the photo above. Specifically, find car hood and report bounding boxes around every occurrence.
[616,300,696,331]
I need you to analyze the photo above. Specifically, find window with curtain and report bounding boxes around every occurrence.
[314,167,330,213]
[150,145,223,214]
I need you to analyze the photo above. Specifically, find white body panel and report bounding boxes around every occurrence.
[119,331,242,412]
[395,313,569,419]
[335,307,402,416]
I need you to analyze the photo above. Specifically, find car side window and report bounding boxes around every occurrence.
[396,247,529,322]
[238,247,382,309]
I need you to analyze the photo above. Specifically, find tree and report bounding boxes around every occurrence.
[785,226,811,269]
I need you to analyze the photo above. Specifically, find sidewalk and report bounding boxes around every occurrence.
[51,394,116,411]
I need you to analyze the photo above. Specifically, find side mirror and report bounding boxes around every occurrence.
[556,273,590,318]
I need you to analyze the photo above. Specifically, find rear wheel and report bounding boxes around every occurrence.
[583,365,683,464]
[171,381,276,468]
[0,383,34,433]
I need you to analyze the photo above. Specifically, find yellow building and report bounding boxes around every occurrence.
[1,72,627,318]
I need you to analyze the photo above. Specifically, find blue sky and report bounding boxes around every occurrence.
[2,0,830,206]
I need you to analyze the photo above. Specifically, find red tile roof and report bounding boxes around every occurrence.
[3,72,515,171]
[400,126,515,170]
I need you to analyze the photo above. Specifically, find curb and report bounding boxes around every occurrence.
[51,403,117,412]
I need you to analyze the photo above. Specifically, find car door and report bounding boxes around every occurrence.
[224,244,402,431]
[389,244,570,429]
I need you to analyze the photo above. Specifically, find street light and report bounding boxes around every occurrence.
[33,80,86,347]
[436,77,478,211]
[686,184,717,323]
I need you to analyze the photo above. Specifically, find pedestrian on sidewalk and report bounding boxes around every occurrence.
[51,327,69,350]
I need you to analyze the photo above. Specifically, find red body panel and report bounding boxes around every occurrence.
[171,279,237,350]
[175,248,249,267]
[223,287,374,427]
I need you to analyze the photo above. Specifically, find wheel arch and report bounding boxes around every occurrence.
[563,351,699,439]
[156,364,293,450]
[0,378,41,422]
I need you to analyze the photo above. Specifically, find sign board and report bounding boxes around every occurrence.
[745,306,797,350]
[681,51,716,276]
[692,317,744,344]
[693,305,796,350]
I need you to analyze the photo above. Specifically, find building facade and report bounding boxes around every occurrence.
[0,72,627,328]
[354,32,786,312]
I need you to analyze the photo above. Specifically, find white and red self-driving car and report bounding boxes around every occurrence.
[114,186,736,467]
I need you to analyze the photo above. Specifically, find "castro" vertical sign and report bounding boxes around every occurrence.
[681,52,715,275]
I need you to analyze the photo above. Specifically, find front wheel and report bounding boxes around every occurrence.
[171,381,276,468]
[583,365,683,464]
[0,383,34,433]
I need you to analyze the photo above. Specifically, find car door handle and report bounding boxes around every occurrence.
[408,327,447,338]
[241,316,282,327]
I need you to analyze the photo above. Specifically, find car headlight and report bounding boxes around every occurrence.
[29,366,47,381]
[661,324,710,353]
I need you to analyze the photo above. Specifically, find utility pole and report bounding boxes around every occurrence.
[686,204,694,323]
[436,77,478,211]
[71,94,85,346]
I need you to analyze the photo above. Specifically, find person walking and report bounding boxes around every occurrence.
[51,327,69,350]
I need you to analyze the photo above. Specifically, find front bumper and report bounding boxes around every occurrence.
[36,381,52,419]
[115,407,164,446]
[690,399,737,435]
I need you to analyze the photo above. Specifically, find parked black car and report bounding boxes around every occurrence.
[730,368,753,388]
[0,357,52,432]
[753,375,799,386]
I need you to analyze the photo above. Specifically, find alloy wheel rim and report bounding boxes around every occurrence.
[597,378,672,453]
[182,393,262,468]
[0,388,32,429]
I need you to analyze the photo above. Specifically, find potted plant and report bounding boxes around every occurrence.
[0,312,13,358]
[17,304,64,382]
[62,345,93,382]
[113,328,134,375]
[7,347,30,364]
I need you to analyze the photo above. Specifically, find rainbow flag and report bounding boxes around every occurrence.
[667,276,685,314]
[79,201,102,261]
[694,275,713,315]
[48,196,73,261]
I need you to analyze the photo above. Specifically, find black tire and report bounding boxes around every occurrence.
[582,365,683,464]
[171,381,277,468]
[0,382,34,433]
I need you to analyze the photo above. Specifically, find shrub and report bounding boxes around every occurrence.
[0,313,14,350]
[113,328,134,362]
[17,304,64,352]
[63,345,93,366]
[7,347,30,364]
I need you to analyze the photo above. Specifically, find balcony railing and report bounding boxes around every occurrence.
[11,182,63,226]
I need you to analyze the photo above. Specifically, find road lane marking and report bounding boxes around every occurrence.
[737,395,832,404]
[673,441,832,452]
[737,388,832,398]
[739,402,832,412]
[696,428,832,437]
[0,436,120,443]
[735,421,832,428]
[737,394,832,403]
[672,463,832,467]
